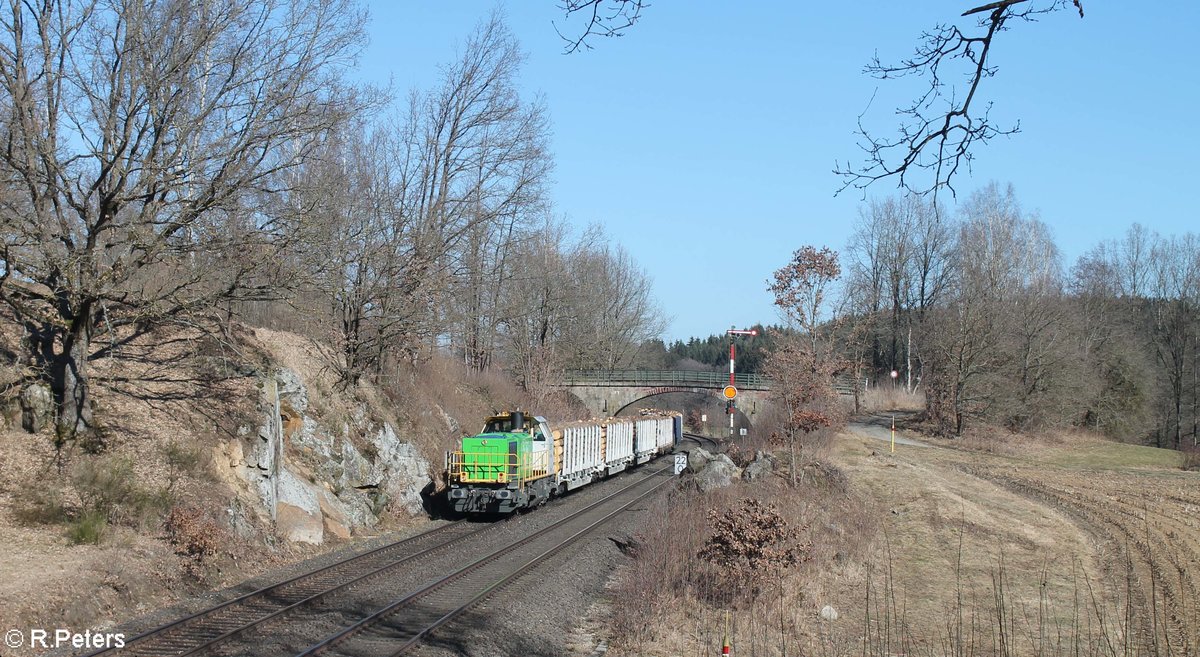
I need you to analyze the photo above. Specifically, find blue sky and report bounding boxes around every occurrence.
[358,2,1199,342]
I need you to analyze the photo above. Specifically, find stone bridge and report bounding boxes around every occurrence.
[557,370,773,419]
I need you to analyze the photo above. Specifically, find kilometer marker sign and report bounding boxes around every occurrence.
[722,385,737,399]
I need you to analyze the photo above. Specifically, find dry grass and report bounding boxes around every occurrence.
[860,387,926,413]
[925,423,1185,471]
[605,417,1200,657]
[832,430,1105,643]
[606,458,877,656]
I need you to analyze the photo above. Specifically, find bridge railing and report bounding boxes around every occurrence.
[561,370,772,390]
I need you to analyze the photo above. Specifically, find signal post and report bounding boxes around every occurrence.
[725,327,758,438]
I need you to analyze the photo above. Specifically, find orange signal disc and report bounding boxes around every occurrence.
[722,385,737,399]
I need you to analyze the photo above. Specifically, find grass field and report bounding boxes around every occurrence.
[838,421,1200,657]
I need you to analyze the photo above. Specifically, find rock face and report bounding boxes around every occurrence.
[275,468,324,544]
[230,367,433,544]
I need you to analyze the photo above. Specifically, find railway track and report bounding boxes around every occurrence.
[83,520,491,657]
[680,431,720,451]
[295,466,674,657]
[82,457,677,657]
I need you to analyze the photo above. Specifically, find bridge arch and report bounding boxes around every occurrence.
[612,389,755,435]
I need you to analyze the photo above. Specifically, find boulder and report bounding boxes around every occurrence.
[743,453,774,481]
[323,515,351,541]
[19,383,53,433]
[820,605,839,621]
[319,492,353,541]
[277,503,323,544]
[695,457,742,492]
[317,488,351,527]
[686,447,715,473]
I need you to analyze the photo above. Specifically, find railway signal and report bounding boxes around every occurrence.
[725,327,757,438]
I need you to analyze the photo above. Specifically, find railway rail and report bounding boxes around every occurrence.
[680,431,720,452]
[82,456,678,657]
[296,466,674,657]
[83,520,491,657]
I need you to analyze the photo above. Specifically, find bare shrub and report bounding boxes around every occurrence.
[1182,447,1200,471]
[699,498,811,605]
[71,456,168,529]
[163,505,226,578]
[12,484,69,525]
[608,488,714,647]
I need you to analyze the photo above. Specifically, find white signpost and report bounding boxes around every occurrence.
[674,454,687,475]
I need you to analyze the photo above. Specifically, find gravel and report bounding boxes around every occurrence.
[56,463,681,657]
[414,474,676,657]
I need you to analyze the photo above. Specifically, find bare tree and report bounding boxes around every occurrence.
[836,0,1084,198]
[766,246,843,485]
[844,194,949,390]
[558,226,666,371]
[0,0,366,444]
[555,0,646,53]
[500,218,571,390]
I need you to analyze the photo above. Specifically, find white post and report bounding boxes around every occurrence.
[730,342,736,437]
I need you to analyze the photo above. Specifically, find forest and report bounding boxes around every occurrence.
[836,183,1197,448]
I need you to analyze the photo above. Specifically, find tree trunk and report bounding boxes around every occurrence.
[1192,353,1197,447]
[54,314,96,447]
[905,323,913,393]
[789,433,797,488]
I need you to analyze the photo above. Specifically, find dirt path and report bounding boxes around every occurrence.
[848,419,929,447]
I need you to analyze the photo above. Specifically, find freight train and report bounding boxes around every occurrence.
[445,410,682,514]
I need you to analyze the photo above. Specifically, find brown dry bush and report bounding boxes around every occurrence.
[698,498,811,604]
[163,504,226,578]
[1182,446,1200,471]
[11,483,69,525]
[71,455,169,529]
[609,460,879,656]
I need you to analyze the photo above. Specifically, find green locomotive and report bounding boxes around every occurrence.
[445,409,681,514]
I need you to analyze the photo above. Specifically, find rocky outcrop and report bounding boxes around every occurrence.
[229,367,433,545]
[275,468,323,544]
[19,383,53,433]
